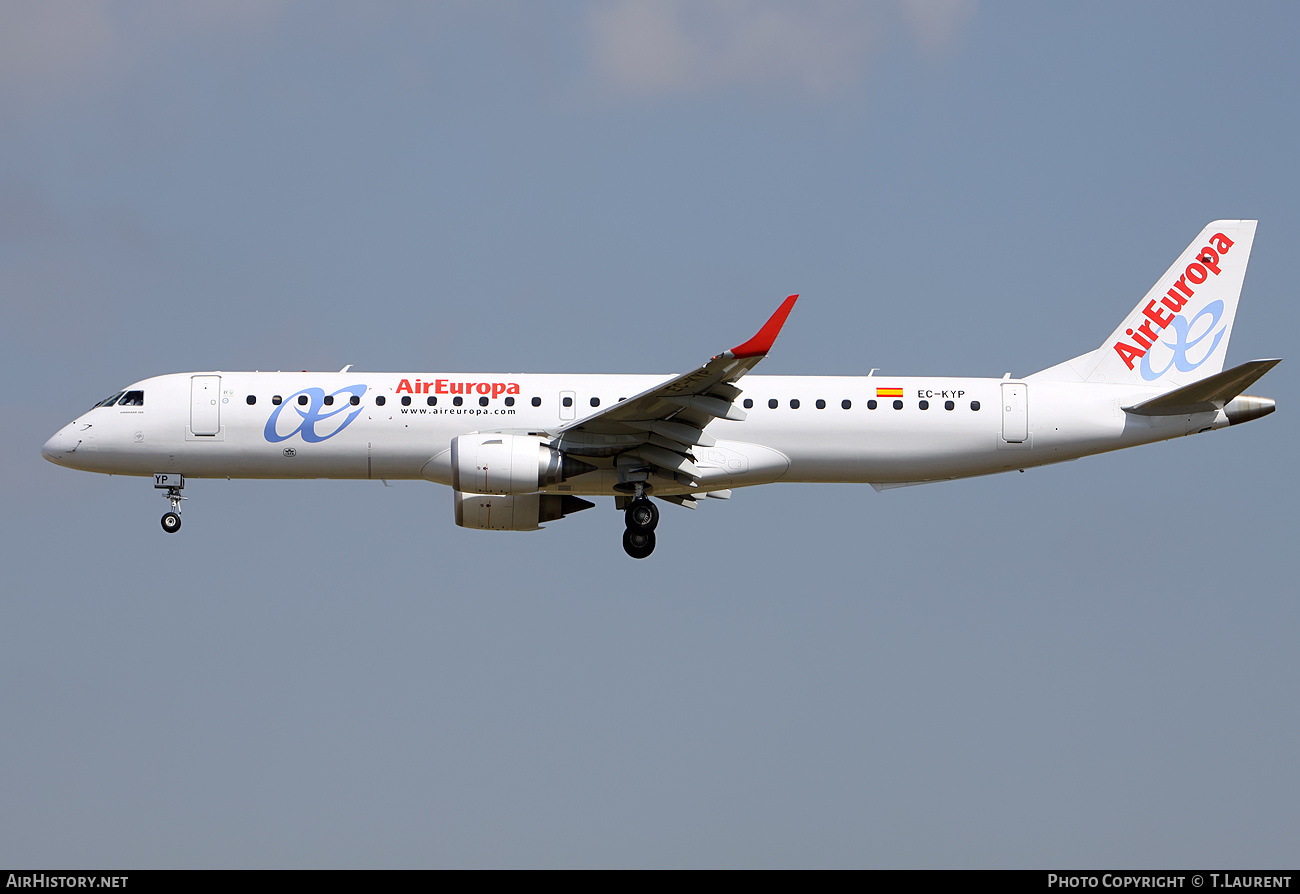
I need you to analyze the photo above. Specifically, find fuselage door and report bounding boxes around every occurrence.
[1001,382,1028,443]
[559,390,576,421]
[191,375,221,436]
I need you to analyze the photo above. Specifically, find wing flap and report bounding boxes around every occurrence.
[662,395,747,421]
[645,420,716,447]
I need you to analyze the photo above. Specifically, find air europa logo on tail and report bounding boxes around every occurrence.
[1112,232,1235,379]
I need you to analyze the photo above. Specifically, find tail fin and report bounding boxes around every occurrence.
[1031,220,1257,385]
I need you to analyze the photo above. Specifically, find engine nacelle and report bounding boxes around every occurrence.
[454,491,595,531]
[451,433,594,495]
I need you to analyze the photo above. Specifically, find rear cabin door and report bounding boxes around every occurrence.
[191,375,221,436]
[1000,382,1028,443]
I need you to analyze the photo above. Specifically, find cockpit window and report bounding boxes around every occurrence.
[93,391,126,409]
[118,390,144,407]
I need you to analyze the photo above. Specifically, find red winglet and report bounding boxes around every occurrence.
[730,295,798,358]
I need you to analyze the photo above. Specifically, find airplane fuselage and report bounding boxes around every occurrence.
[42,369,1247,492]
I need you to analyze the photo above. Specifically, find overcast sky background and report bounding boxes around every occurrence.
[3,1,1297,869]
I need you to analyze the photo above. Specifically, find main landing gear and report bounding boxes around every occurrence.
[154,472,185,534]
[622,495,659,559]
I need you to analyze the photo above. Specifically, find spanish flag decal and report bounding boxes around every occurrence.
[876,388,904,398]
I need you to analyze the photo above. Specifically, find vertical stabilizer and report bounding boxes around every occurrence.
[1086,220,1256,385]
[1032,221,1257,385]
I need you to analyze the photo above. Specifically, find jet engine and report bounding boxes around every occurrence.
[451,433,594,495]
[453,491,595,531]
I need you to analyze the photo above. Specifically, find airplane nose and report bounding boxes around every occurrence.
[41,427,76,464]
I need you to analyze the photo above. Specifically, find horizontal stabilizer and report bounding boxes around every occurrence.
[1123,359,1280,416]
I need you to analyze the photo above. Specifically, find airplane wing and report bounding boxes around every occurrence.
[551,295,798,496]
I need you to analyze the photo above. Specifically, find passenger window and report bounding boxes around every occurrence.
[590,397,600,407]
[531,397,542,407]
[893,400,903,410]
[427,396,437,406]
[324,395,334,406]
[375,396,386,406]
[562,396,573,408]
[768,399,778,409]
[453,396,463,406]
[743,399,754,409]
[350,395,361,406]
[246,395,256,405]
[272,395,282,405]
[867,400,877,410]
[971,400,981,411]
[479,396,489,407]
[298,395,309,406]
[842,399,852,410]
[919,400,929,410]
[945,400,954,411]
[790,399,800,409]
[504,397,514,407]
[816,399,826,409]
[401,396,411,406]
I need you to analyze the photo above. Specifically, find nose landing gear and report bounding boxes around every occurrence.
[154,472,185,534]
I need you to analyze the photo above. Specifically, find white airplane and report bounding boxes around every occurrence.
[42,220,1278,558]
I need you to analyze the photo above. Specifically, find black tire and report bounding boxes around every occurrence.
[622,528,656,559]
[161,511,182,533]
[624,498,659,532]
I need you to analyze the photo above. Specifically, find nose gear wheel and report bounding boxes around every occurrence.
[156,477,186,535]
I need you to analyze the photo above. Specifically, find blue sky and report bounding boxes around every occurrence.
[3,1,1297,868]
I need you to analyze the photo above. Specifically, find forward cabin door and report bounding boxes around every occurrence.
[1000,382,1028,443]
[190,375,221,436]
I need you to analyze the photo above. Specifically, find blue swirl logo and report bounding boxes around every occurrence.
[265,385,367,443]
[1140,300,1226,381]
